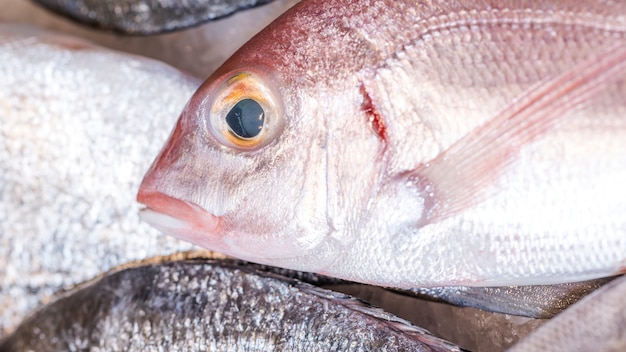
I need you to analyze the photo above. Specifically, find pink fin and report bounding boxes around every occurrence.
[411,44,626,225]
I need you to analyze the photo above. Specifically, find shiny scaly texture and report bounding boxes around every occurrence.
[510,274,626,351]
[0,24,200,335]
[138,0,626,288]
[0,260,464,352]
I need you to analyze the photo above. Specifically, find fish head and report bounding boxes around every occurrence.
[137,43,384,271]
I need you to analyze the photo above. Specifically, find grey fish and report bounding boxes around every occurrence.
[509,274,626,352]
[401,277,618,319]
[0,24,201,335]
[0,260,465,352]
[32,0,279,35]
[0,0,299,78]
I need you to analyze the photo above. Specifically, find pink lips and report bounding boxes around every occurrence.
[136,188,220,235]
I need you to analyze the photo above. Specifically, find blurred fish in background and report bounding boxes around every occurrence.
[0,22,201,335]
[1,0,300,78]
[32,0,278,34]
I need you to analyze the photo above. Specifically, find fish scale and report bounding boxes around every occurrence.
[137,0,626,288]
[0,260,466,352]
[0,24,201,335]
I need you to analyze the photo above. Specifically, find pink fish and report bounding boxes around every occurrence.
[137,0,626,288]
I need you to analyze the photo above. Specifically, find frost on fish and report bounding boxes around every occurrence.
[0,260,465,352]
[137,0,626,288]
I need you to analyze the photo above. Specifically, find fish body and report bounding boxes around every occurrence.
[0,0,299,80]
[32,0,278,34]
[403,277,617,319]
[138,0,626,288]
[0,24,201,335]
[0,260,463,352]
[509,274,626,352]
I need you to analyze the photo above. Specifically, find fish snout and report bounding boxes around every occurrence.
[136,186,221,240]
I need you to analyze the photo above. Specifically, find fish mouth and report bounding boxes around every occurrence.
[137,189,221,239]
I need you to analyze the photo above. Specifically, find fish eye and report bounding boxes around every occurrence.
[206,72,283,150]
[226,99,264,139]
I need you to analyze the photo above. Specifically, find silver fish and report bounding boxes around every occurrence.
[0,0,299,78]
[0,259,465,352]
[509,274,626,352]
[137,0,626,288]
[32,0,278,35]
[0,24,201,335]
[401,277,617,319]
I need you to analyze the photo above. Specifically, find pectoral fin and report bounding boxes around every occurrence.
[409,44,626,226]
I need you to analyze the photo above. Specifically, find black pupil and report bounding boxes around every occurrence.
[226,99,265,139]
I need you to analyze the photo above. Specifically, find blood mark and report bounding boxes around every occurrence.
[360,83,387,142]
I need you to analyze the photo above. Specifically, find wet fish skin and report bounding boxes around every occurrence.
[32,0,277,35]
[401,277,617,319]
[274,262,615,320]
[0,24,201,336]
[509,274,626,352]
[137,0,626,288]
[0,260,464,352]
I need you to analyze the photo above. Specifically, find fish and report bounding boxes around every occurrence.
[399,277,618,319]
[0,23,552,350]
[137,0,626,288]
[0,259,465,352]
[0,24,201,335]
[32,0,279,35]
[509,274,626,352]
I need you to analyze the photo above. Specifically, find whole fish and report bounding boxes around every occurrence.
[0,24,200,335]
[137,0,626,288]
[0,260,464,352]
[32,0,278,35]
[509,274,626,352]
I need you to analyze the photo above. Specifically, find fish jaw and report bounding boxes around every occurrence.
[136,188,224,249]
[136,186,343,271]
